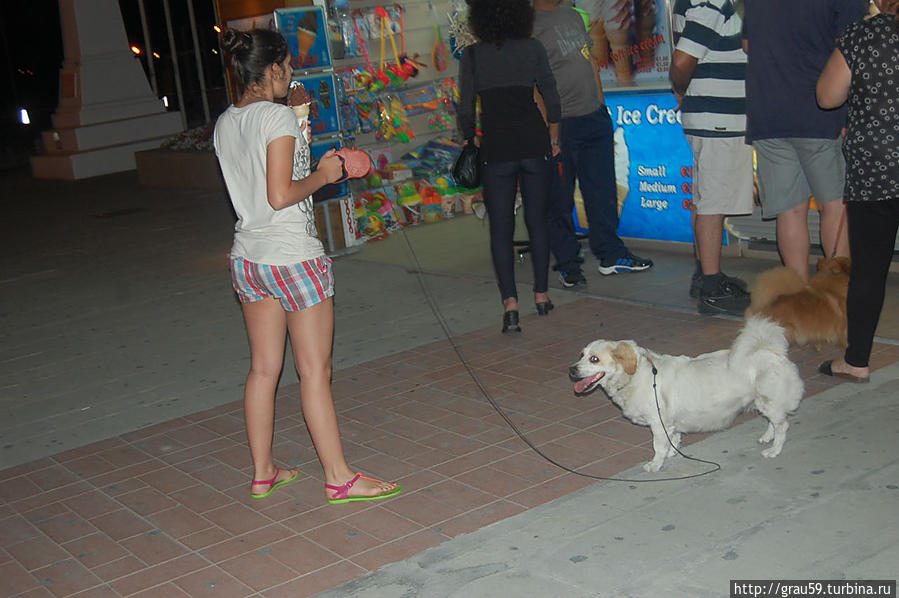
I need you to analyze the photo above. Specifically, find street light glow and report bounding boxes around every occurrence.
[213,25,221,33]
[131,45,141,55]
[20,108,31,125]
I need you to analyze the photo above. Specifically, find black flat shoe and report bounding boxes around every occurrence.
[536,301,554,316]
[502,310,521,334]
[818,360,869,383]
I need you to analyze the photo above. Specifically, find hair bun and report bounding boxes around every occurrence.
[220,28,252,55]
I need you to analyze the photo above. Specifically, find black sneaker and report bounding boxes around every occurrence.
[559,269,587,288]
[698,278,751,316]
[689,272,747,299]
[598,252,653,275]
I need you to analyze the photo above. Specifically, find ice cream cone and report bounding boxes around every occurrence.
[613,127,630,217]
[635,13,656,72]
[288,82,313,142]
[588,20,610,69]
[605,25,633,82]
[295,28,316,65]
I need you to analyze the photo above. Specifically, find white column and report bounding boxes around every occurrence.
[32,0,184,180]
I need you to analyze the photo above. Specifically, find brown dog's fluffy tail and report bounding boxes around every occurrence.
[746,266,805,315]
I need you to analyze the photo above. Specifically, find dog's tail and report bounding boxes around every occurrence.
[746,266,805,315]
[729,315,790,370]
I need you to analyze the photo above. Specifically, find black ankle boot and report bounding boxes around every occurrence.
[535,301,554,316]
[502,310,521,334]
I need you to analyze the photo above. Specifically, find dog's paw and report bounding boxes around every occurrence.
[761,446,782,459]
[643,461,663,473]
[759,424,775,444]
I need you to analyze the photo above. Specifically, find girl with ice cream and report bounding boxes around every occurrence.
[214,28,402,504]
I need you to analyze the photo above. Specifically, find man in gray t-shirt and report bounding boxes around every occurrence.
[534,0,653,283]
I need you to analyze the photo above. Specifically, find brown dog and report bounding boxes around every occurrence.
[746,257,851,348]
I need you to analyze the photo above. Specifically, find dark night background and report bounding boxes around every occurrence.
[0,0,226,169]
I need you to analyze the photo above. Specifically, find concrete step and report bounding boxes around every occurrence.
[41,111,183,154]
[31,136,180,180]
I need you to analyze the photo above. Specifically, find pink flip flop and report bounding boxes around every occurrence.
[334,148,373,182]
[250,467,299,499]
[326,473,402,504]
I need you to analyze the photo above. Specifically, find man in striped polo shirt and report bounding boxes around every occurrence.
[670,0,752,316]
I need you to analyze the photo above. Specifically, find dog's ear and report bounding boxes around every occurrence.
[612,343,638,375]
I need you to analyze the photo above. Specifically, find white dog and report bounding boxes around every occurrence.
[569,316,804,472]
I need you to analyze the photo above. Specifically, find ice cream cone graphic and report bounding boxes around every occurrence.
[588,19,610,68]
[613,126,630,217]
[296,29,316,64]
[581,0,633,82]
[295,12,319,67]
[635,7,657,72]
[604,22,633,82]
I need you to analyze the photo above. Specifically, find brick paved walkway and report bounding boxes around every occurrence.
[5,297,893,598]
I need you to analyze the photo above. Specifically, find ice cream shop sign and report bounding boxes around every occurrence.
[275,6,333,70]
[573,92,695,244]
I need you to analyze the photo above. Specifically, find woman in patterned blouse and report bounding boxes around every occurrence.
[815,0,899,383]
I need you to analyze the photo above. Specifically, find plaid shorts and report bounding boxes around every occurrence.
[230,255,334,312]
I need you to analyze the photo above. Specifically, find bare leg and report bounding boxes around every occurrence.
[776,201,811,281]
[286,298,396,499]
[693,212,725,275]
[819,199,849,259]
[241,298,297,493]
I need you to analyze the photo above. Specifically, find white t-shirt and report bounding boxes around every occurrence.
[214,101,323,265]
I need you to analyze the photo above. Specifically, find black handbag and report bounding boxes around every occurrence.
[453,45,481,189]
[452,142,480,189]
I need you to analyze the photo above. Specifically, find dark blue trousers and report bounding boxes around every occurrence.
[549,107,627,272]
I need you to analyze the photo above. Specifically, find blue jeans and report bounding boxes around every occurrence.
[549,107,627,271]
[481,156,552,301]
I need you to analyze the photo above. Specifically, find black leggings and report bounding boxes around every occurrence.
[844,198,899,367]
[480,156,552,302]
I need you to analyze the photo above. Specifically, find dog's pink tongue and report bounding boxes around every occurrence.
[574,373,603,394]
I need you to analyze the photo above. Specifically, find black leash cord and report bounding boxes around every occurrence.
[391,216,721,483]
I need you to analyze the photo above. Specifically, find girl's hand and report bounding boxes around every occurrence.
[316,150,344,184]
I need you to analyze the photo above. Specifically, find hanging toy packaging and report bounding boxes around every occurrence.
[430,3,449,71]
[375,94,414,143]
